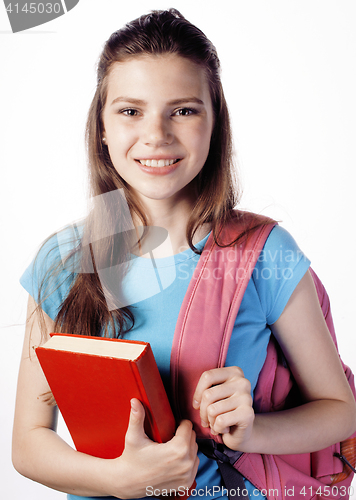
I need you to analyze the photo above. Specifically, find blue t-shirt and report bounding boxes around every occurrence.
[20,224,310,500]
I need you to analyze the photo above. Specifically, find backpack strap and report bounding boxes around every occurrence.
[170,211,356,499]
[170,211,276,439]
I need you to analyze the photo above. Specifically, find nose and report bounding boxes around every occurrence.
[143,114,173,147]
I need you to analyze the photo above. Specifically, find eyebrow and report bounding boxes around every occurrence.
[110,96,205,106]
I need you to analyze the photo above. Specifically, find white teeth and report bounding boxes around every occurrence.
[138,159,177,167]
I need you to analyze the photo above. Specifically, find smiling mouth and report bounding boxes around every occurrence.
[136,159,181,167]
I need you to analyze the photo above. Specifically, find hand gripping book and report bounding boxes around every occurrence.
[35,333,177,459]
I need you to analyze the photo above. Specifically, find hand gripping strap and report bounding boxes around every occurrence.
[170,213,276,439]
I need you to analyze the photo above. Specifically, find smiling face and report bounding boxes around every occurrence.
[101,54,214,209]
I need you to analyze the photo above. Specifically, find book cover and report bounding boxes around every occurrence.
[35,333,176,459]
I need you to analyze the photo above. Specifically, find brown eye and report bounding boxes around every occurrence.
[121,109,138,117]
[174,108,197,116]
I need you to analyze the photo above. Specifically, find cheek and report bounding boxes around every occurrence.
[106,126,137,162]
[106,122,132,144]
[189,122,213,159]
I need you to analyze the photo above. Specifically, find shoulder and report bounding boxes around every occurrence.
[252,225,311,324]
[20,222,84,319]
[24,222,83,279]
[259,225,307,263]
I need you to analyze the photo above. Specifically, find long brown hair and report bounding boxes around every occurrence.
[34,9,248,341]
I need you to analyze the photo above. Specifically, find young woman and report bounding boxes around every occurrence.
[12,9,356,500]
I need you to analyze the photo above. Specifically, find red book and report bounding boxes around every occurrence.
[35,333,177,458]
[36,333,196,498]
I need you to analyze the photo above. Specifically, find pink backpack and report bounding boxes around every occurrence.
[170,211,356,500]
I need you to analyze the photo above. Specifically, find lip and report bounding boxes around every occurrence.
[135,158,182,176]
[135,156,181,161]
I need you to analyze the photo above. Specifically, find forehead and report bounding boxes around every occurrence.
[104,54,211,104]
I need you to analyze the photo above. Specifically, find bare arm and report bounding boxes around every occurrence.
[12,295,198,498]
[193,270,356,454]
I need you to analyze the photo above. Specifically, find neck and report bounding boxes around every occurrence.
[132,193,210,257]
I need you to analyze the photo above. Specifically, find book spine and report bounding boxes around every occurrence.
[131,351,195,499]
[131,346,176,444]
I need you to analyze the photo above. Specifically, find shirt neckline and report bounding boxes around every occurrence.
[129,231,211,268]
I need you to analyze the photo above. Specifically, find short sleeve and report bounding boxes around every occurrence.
[20,225,81,320]
[252,225,311,325]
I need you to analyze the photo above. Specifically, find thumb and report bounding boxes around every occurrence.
[125,398,149,446]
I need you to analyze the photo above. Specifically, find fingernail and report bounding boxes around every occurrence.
[193,399,200,408]
[130,399,138,413]
[201,420,208,427]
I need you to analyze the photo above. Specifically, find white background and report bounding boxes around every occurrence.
[1,0,355,498]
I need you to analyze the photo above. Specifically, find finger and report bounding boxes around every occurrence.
[212,403,255,435]
[222,413,255,451]
[198,382,239,426]
[174,419,195,442]
[125,398,150,448]
[173,420,198,458]
[198,376,251,430]
[206,391,253,435]
[192,367,244,409]
[206,388,252,421]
